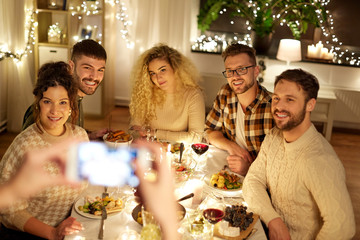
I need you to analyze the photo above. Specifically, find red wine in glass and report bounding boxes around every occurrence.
[191,143,209,156]
[203,208,225,224]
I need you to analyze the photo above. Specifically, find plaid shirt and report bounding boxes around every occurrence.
[205,82,274,160]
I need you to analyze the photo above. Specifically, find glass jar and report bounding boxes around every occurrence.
[140,206,161,240]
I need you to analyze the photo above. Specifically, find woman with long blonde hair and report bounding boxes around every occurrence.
[129,44,205,143]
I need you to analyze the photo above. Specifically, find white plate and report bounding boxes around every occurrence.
[204,172,244,197]
[74,196,124,219]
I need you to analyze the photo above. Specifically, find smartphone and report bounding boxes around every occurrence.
[67,142,150,187]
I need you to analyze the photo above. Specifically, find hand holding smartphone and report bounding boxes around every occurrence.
[67,142,150,187]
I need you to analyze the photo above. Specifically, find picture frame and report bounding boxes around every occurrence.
[78,25,97,40]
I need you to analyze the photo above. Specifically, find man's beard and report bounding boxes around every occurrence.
[74,71,99,96]
[273,104,306,131]
[230,77,255,95]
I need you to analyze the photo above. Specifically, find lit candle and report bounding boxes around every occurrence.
[315,41,323,58]
[321,47,329,59]
[307,44,317,58]
[327,51,334,60]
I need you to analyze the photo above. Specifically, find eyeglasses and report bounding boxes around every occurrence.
[222,65,256,78]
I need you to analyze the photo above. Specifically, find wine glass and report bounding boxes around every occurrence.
[200,195,226,226]
[191,132,209,167]
[202,203,225,224]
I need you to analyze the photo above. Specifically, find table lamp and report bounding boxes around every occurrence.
[276,39,302,66]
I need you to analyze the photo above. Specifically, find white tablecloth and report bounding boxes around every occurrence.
[65,145,267,240]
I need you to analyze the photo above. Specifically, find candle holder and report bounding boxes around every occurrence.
[307,41,334,62]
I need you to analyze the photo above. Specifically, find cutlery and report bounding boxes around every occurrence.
[98,187,109,239]
[179,142,184,163]
[177,192,194,202]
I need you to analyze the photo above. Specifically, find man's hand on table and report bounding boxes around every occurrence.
[226,155,251,176]
[226,141,253,164]
[224,141,252,175]
[51,217,83,240]
[268,217,291,240]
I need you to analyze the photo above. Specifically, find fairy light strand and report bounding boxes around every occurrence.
[106,0,134,48]
[0,9,36,62]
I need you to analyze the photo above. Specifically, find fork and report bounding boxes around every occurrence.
[98,186,109,239]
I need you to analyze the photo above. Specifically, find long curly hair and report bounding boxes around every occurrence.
[129,44,201,125]
[33,61,79,132]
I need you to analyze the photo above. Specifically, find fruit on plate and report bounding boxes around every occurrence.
[224,205,254,230]
[219,205,254,237]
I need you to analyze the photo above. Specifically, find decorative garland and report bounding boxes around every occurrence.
[0,9,36,62]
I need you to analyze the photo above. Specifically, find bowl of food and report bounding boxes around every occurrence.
[172,157,197,183]
[103,130,133,147]
[131,203,186,225]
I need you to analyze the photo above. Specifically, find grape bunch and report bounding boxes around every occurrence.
[224,205,254,231]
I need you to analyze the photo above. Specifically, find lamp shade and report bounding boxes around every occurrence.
[276,39,302,63]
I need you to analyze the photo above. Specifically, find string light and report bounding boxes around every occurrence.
[0,9,36,62]
[69,1,101,16]
[193,0,360,66]
[106,0,134,48]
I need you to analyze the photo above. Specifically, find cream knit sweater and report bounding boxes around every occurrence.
[134,88,205,143]
[0,123,89,231]
[243,124,355,240]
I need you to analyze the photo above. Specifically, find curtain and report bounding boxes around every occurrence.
[0,0,34,133]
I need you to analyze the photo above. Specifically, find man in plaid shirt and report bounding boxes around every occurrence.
[205,44,274,175]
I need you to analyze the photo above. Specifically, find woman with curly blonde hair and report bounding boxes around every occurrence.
[129,44,205,143]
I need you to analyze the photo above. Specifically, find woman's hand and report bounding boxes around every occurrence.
[134,140,180,240]
[8,139,80,203]
[130,125,156,139]
[51,217,83,240]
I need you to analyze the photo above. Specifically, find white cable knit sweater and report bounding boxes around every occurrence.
[243,124,355,240]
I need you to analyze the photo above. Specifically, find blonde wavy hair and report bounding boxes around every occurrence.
[130,44,201,125]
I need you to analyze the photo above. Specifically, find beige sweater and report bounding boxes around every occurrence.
[0,123,89,231]
[134,88,205,143]
[243,124,355,240]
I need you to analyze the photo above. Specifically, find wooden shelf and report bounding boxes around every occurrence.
[36,9,68,13]
[37,42,69,47]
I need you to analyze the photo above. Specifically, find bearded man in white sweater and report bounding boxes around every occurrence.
[243,69,355,240]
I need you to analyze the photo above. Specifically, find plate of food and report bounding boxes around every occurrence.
[214,204,259,239]
[103,130,133,147]
[205,169,244,196]
[75,195,125,219]
[131,203,186,226]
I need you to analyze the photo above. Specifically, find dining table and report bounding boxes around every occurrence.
[65,144,267,240]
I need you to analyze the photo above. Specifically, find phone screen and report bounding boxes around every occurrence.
[68,142,145,187]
